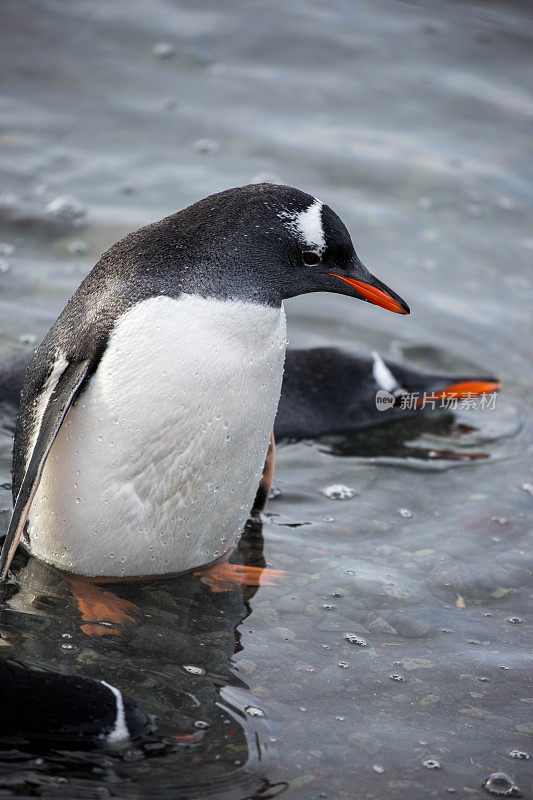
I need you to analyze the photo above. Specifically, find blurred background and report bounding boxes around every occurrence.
[0,1,532,799]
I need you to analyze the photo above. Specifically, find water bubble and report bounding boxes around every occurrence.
[508,750,529,760]
[422,759,441,769]
[60,643,76,652]
[345,633,368,647]
[373,764,385,773]
[46,196,86,221]
[68,240,89,255]
[0,243,15,256]
[61,633,72,639]
[321,484,356,501]
[390,674,405,682]
[323,603,336,610]
[183,665,205,675]
[19,333,37,344]
[245,706,265,717]
[506,617,522,624]
[152,42,176,58]
[194,720,210,729]
[520,483,533,496]
[399,508,412,518]
[0,260,9,274]
[338,661,349,669]
[482,772,521,796]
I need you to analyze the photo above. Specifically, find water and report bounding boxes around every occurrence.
[0,0,532,797]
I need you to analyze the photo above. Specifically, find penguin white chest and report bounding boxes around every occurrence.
[27,295,287,577]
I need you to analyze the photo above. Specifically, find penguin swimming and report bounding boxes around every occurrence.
[275,348,501,440]
[0,184,410,581]
[0,658,149,748]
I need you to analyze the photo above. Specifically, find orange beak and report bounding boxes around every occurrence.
[417,380,502,407]
[328,274,409,315]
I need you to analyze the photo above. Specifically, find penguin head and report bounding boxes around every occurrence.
[175,184,410,313]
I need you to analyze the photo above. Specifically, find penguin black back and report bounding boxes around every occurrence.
[275,347,501,440]
[0,659,149,748]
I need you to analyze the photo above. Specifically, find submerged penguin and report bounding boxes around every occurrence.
[0,659,149,748]
[275,348,501,440]
[0,184,410,581]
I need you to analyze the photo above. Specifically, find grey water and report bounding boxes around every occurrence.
[0,0,531,798]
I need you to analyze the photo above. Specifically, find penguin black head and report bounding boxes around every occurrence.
[126,183,410,312]
[246,183,410,312]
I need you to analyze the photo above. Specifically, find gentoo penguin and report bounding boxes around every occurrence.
[0,658,149,747]
[275,348,501,440]
[0,184,409,581]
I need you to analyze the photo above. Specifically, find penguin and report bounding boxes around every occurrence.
[0,184,409,581]
[0,658,149,748]
[275,348,501,440]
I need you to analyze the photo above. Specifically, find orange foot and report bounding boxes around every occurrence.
[194,561,284,593]
[67,578,139,637]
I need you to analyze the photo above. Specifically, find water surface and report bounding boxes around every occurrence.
[0,1,531,797]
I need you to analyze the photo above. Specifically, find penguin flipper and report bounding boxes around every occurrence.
[0,358,91,581]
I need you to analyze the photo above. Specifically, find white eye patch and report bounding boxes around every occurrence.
[279,198,325,256]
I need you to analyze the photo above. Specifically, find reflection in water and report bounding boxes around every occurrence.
[320,414,489,464]
[0,523,287,798]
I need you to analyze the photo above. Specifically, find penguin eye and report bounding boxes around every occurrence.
[302,251,322,266]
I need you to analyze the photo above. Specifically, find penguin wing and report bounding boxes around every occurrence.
[0,358,91,581]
